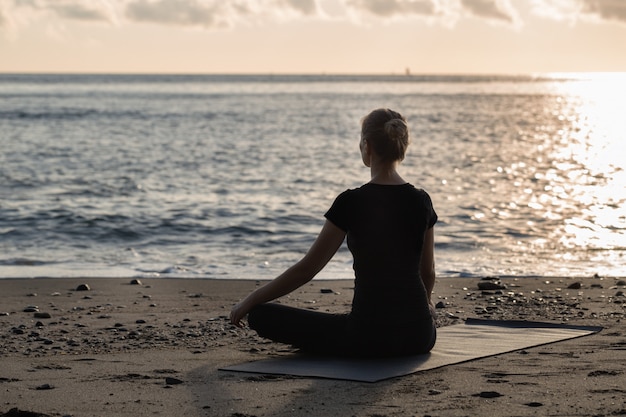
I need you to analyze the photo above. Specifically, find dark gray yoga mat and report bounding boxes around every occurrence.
[220,319,602,382]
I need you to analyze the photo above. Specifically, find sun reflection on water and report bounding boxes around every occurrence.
[540,73,626,272]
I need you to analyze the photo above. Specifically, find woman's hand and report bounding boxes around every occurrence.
[230,300,251,327]
[229,220,345,328]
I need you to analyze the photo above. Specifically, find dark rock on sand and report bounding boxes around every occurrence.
[165,377,184,385]
[587,370,621,377]
[474,391,503,398]
[0,408,53,417]
[567,282,582,289]
[75,284,90,291]
[34,384,54,390]
[477,281,506,290]
[33,312,51,319]
[130,279,142,285]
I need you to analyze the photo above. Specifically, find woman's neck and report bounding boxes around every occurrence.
[369,163,406,185]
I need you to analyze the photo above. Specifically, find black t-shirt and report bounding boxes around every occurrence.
[325,183,437,324]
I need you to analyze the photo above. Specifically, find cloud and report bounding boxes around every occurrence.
[0,0,322,31]
[282,0,319,15]
[531,0,626,25]
[342,0,520,26]
[460,0,517,23]
[123,0,322,28]
[49,2,110,21]
[124,0,229,28]
[2,0,625,35]
[0,0,113,27]
[581,0,626,23]
[345,0,436,18]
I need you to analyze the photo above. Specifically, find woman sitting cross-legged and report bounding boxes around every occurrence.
[230,108,438,358]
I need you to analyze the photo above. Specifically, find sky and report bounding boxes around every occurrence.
[1,0,625,74]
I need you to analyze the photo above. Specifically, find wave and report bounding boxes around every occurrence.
[0,108,144,120]
[0,108,217,121]
[0,258,53,266]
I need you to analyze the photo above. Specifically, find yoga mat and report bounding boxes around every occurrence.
[220,318,602,382]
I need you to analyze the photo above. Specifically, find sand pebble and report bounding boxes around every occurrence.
[477,281,506,290]
[587,370,621,377]
[525,402,543,407]
[34,312,51,319]
[35,384,54,390]
[1,408,53,417]
[474,391,502,398]
[320,288,334,294]
[23,306,39,313]
[165,377,184,385]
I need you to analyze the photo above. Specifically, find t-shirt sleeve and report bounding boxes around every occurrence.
[421,189,438,229]
[324,190,351,232]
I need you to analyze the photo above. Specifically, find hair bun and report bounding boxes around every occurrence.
[384,118,409,144]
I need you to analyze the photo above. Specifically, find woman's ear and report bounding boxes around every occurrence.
[361,138,372,167]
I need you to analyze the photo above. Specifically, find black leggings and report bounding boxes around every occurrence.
[248,303,436,358]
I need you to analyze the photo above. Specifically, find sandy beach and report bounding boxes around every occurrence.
[0,276,624,417]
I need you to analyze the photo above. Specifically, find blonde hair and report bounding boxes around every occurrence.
[361,108,409,162]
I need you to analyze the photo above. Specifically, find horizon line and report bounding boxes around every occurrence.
[1,70,623,78]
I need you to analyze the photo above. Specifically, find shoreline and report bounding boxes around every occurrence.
[1,276,624,416]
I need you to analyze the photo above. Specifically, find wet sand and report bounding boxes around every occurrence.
[1,276,624,417]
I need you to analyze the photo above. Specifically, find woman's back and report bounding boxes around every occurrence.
[326,182,437,324]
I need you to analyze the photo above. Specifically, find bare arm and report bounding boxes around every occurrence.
[419,227,436,303]
[230,220,346,327]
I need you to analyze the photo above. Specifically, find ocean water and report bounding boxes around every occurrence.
[1,73,625,279]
